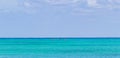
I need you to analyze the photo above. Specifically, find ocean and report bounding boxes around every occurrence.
[0,38,120,58]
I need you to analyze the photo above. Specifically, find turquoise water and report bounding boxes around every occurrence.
[0,38,120,58]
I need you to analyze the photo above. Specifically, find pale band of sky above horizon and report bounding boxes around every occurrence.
[0,0,120,37]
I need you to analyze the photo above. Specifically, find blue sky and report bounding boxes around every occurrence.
[0,0,120,37]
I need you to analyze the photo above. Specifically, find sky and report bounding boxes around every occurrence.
[0,0,120,37]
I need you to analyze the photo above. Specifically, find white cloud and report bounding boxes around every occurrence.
[87,0,98,7]
[19,0,120,14]
[0,0,36,13]
[107,0,120,9]
[43,0,120,9]
[44,0,79,5]
[0,0,120,14]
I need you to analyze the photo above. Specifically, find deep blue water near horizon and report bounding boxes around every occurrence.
[0,38,120,58]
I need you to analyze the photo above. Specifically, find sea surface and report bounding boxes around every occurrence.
[0,38,120,58]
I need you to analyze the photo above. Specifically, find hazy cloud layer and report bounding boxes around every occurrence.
[0,0,120,13]
[44,0,79,4]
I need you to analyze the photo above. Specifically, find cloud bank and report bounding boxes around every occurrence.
[44,0,120,9]
[0,0,120,13]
